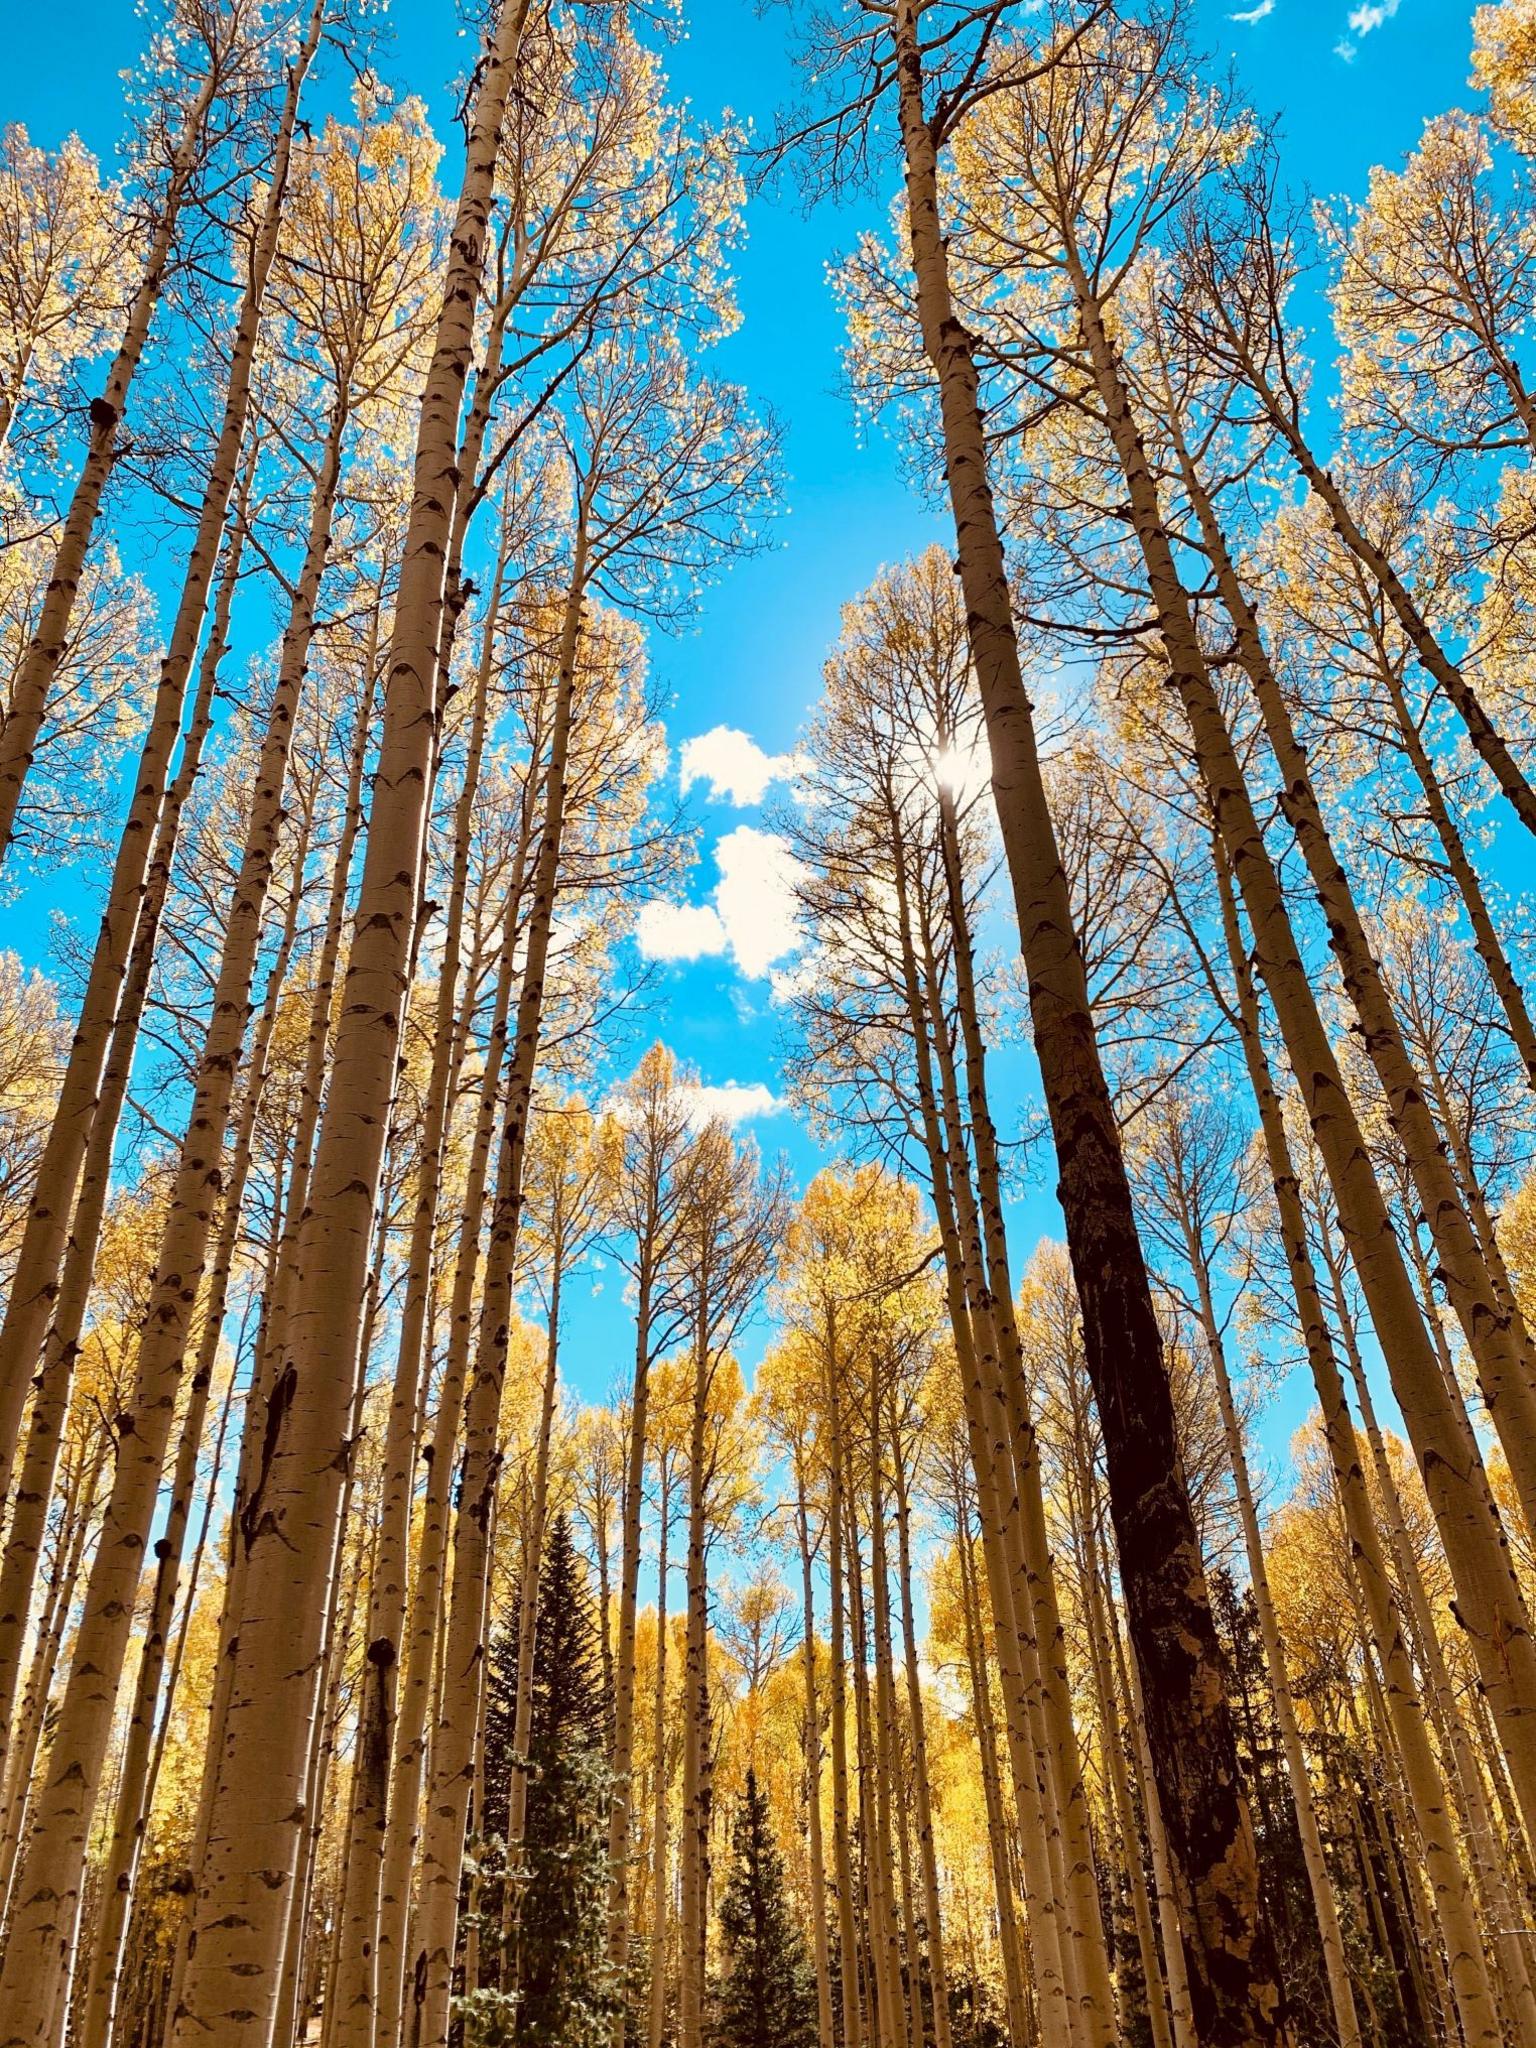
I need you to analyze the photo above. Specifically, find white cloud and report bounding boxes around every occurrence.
[1334,35,1356,55]
[1346,0,1397,31]
[680,725,805,807]
[635,826,803,980]
[1229,0,1273,19]
[713,826,803,978]
[635,899,728,963]
[680,1080,785,1128]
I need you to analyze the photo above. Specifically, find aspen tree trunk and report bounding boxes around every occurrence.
[843,1480,905,2048]
[1176,437,1536,1532]
[1069,1454,1174,2048]
[793,1446,837,2048]
[952,1500,1032,2048]
[0,14,323,1529]
[929,771,1119,2045]
[0,359,346,2044]
[1210,845,1507,2048]
[678,1328,715,2048]
[608,1085,693,2026]
[824,1320,867,2048]
[856,1417,913,2048]
[459,1535,495,2018]
[280,1464,371,2048]
[887,22,1275,2033]
[608,1260,659,2014]
[168,13,533,2039]
[888,1402,954,2048]
[326,528,508,2048]
[372,888,524,2048]
[1079,266,1536,1867]
[77,794,314,2048]
[1182,1260,1362,2048]
[504,1252,565,1861]
[1358,1653,1462,2045]
[1328,1240,1535,2037]
[162,625,379,2029]
[885,853,1071,2047]
[492,1252,566,1998]
[400,555,581,2048]
[0,462,251,1790]
[901,851,1101,2047]
[0,1431,108,1916]
[1203,298,1536,840]
[1113,1616,1197,2048]
[646,1464,673,2048]
[0,53,222,863]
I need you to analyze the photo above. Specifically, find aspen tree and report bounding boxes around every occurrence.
[166,12,538,2039]
[1129,1087,1366,2048]
[674,1134,783,2048]
[325,483,519,2048]
[0,0,283,859]
[775,13,1278,2024]
[947,2,1536,1872]
[0,78,441,2046]
[0,0,328,1526]
[0,471,253,1786]
[757,1344,837,2048]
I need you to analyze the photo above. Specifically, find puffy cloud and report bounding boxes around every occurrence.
[1343,0,1397,37]
[635,899,728,963]
[713,826,802,978]
[1230,0,1274,19]
[635,825,802,981]
[680,725,805,807]
[680,1080,785,1128]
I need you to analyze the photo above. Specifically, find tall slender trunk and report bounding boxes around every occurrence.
[888,1401,954,2048]
[824,1316,866,2048]
[793,1445,837,2048]
[1113,1611,1197,2048]
[951,1498,1032,2048]
[1367,622,1536,1091]
[1081,256,1536,1869]
[325,521,508,2048]
[0,13,324,1540]
[843,1477,903,2048]
[0,348,344,2042]
[1173,425,1536,1532]
[76,785,314,2048]
[401,555,581,2048]
[645,1463,673,2048]
[887,22,1275,2033]
[372,874,525,2048]
[0,1430,108,1918]
[167,15,533,2039]
[504,1251,565,1861]
[1069,1449,1173,2048]
[929,766,1117,2045]
[1180,1246,1362,2048]
[677,1322,715,2048]
[0,453,252,1789]
[1208,841,1506,2048]
[883,834,1071,2048]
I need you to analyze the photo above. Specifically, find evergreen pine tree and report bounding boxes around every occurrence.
[511,1511,617,2047]
[712,1767,819,2048]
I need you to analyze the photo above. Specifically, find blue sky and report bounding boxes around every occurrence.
[3,0,1490,1458]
